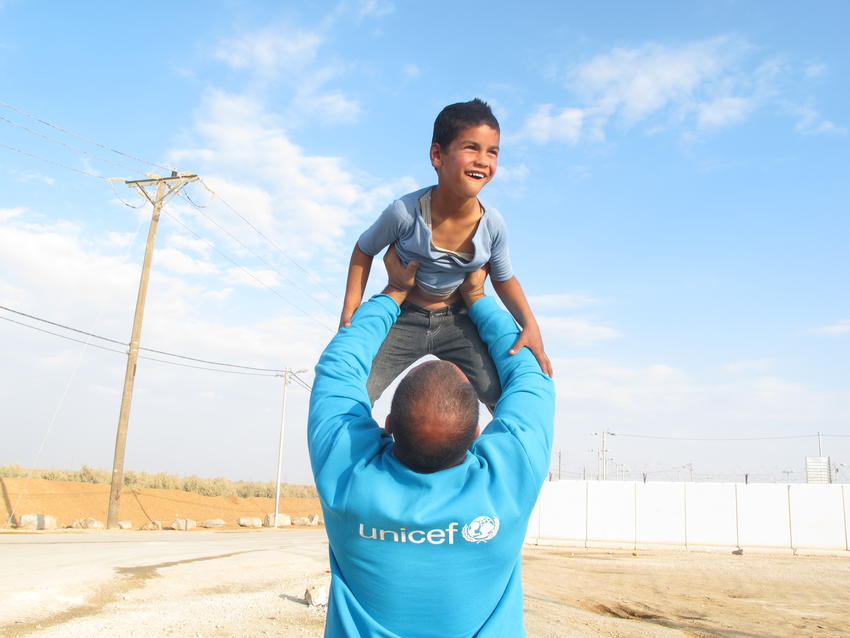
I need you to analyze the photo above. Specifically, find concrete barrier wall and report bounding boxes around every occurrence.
[527,480,850,552]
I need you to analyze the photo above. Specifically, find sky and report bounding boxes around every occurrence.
[1,1,848,485]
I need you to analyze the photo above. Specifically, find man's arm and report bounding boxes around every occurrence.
[460,270,555,481]
[309,248,417,483]
[491,276,553,377]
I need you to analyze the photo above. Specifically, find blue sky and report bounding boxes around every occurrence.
[1,1,848,484]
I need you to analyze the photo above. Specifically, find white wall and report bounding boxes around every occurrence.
[527,480,850,552]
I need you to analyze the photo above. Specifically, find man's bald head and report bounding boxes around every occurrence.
[387,360,480,473]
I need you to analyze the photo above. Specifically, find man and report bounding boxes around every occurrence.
[308,247,554,637]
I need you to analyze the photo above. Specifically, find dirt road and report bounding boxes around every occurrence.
[3,529,848,637]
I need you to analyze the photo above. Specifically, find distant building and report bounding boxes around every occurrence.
[805,456,832,484]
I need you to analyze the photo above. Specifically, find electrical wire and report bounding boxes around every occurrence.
[0,99,175,172]
[175,190,338,317]
[0,142,109,180]
[0,114,145,176]
[160,207,336,332]
[612,432,819,442]
[199,178,337,297]
[0,304,305,375]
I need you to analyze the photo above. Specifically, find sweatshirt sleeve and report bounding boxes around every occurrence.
[468,296,554,483]
[308,295,400,491]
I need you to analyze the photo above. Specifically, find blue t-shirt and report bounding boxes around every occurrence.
[357,187,514,297]
[308,294,554,637]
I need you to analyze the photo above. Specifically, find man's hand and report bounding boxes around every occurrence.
[459,267,488,308]
[509,321,553,376]
[381,245,418,305]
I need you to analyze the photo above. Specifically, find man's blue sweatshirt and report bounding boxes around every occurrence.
[308,294,554,637]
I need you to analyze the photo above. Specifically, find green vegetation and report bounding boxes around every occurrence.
[0,464,317,498]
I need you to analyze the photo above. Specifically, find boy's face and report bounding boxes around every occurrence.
[430,124,499,200]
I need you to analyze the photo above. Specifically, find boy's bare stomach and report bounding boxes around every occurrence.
[406,287,462,310]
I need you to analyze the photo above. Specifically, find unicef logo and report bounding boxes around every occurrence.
[462,516,500,543]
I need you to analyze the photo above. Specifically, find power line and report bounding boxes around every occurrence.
[612,432,821,442]
[0,100,174,172]
[160,207,336,332]
[198,179,337,297]
[175,190,338,318]
[0,141,110,180]
[0,304,298,375]
[0,114,145,176]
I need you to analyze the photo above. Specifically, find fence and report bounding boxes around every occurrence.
[526,480,850,552]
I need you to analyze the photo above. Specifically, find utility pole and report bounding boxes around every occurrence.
[591,430,615,480]
[106,172,199,529]
[558,450,562,480]
[273,368,308,528]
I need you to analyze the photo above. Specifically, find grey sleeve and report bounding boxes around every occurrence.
[487,212,514,282]
[357,201,407,257]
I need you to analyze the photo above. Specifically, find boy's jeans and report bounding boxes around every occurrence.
[366,301,502,412]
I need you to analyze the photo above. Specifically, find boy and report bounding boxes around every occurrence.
[340,98,551,411]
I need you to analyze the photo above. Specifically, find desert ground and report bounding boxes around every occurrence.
[3,477,850,637]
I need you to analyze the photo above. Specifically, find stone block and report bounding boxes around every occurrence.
[170,518,197,531]
[18,514,57,530]
[202,519,227,528]
[237,517,263,528]
[307,514,322,526]
[264,513,291,527]
[70,517,104,530]
[305,584,328,607]
[139,520,163,531]
[117,521,132,530]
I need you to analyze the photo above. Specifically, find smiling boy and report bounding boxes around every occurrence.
[341,98,551,410]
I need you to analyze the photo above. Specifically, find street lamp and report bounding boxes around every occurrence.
[273,368,308,528]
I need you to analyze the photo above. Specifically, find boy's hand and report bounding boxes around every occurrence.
[339,308,355,329]
[382,245,418,305]
[459,267,488,307]
[510,322,553,377]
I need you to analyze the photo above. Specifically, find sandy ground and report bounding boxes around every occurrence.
[3,478,850,637]
[1,477,321,529]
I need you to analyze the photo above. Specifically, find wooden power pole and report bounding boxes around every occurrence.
[106,172,198,528]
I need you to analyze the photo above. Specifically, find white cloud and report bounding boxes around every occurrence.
[539,315,620,346]
[213,26,321,78]
[154,248,218,275]
[495,163,530,183]
[809,320,850,336]
[167,233,213,258]
[787,102,847,136]
[697,96,755,128]
[804,63,828,79]
[0,207,25,221]
[722,359,773,374]
[402,63,420,79]
[520,104,588,145]
[528,292,600,310]
[356,0,395,20]
[224,266,280,288]
[169,90,412,262]
[107,231,135,248]
[519,36,782,144]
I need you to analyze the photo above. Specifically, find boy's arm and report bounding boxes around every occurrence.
[491,276,553,377]
[340,244,374,328]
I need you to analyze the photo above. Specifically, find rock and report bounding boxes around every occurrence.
[292,516,311,526]
[307,514,322,527]
[264,513,291,527]
[237,517,263,528]
[170,518,197,531]
[69,517,104,530]
[139,520,163,531]
[117,521,132,530]
[732,548,744,555]
[305,584,328,607]
[202,518,227,528]
[18,514,57,530]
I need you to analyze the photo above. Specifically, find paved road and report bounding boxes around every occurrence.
[1,529,329,636]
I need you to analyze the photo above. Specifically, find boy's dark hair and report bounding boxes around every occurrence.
[389,361,479,473]
[432,98,500,150]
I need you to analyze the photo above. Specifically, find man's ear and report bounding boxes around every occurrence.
[475,424,482,438]
[429,142,442,170]
[384,414,393,435]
